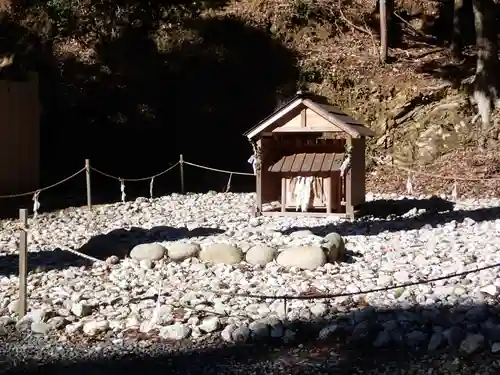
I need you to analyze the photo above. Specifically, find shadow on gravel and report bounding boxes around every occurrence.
[0,226,224,276]
[3,303,500,374]
[282,197,500,237]
[77,226,225,261]
[356,196,455,218]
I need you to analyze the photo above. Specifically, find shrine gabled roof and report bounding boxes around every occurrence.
[243,91,375,140]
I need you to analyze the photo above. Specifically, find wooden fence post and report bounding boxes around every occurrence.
[18,208,28,317]
[85,159,92,210]
[179,154,185,194]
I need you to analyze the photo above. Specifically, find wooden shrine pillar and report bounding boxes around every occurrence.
[254,139,263,216]
[345,137,354,219]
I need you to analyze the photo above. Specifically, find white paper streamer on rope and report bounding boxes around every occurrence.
[225,173,233,193]
[32,190,41,219]
[247,154,256,175]
[301,177,313,212]
[451,181,458,201]
[120,179,126,203]
[406,172,414,195]
[294,176,313,212]
[294,177,304,212]
[149,177,155,199]
[340,155,351,177]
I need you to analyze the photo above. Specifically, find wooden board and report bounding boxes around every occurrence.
[269,153,344,173]
[261,211,351,218]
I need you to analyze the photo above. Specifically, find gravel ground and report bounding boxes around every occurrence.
[2,324,500,375]
[2,192,500,374]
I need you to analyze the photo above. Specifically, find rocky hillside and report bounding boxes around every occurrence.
[2,0,500,197]
[225,0,500,197]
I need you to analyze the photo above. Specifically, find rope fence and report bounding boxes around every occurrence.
[368,156,500,201]
[0,155,258,217]
[90,162,181,182]
[0,168,87,199]
[5,153,500,320]
[2,154,500,208]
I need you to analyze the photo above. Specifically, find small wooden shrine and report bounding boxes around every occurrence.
[244,91,375,219]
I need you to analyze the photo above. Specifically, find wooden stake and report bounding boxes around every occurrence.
[179,154,185,194]
[18,208,28,317]
[85,159,92,210]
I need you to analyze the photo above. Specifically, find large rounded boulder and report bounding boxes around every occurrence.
[276,246,326,270]
[323,232,345,262]
[245,245,276,266]
[199,244,243,265]
[129,243,166,261]
[167,243,201,262]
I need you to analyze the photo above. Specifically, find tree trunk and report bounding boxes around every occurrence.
[451,0,465,60]
[379,0,388,62]
[472,0,499,141]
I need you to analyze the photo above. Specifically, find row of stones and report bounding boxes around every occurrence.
[128,232,346,270]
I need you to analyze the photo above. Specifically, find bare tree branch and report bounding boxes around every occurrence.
[337,0,373,36]
[337,0,378,56]
[393,11,436,42]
